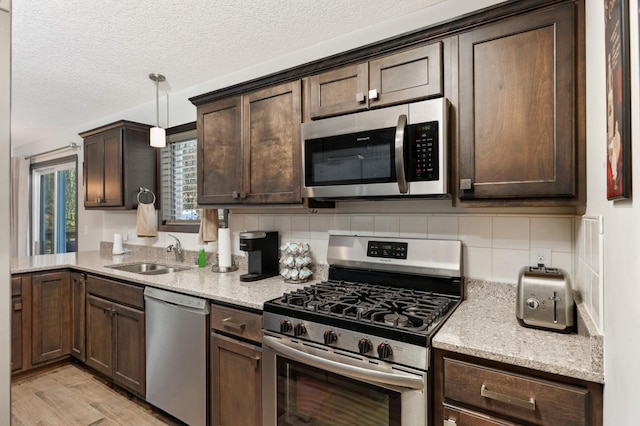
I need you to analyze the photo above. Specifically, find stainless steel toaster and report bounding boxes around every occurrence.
[516,266,575,333]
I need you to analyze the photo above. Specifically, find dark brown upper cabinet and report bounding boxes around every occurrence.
[80,120,156,209]
[306,42,443,120]
[456,2,585,207]
[197,80,302,205]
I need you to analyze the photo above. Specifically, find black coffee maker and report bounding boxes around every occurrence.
[239,231,279,282]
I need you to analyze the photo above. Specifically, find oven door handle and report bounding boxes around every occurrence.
[394,114,409,194]
[263,335,424,390]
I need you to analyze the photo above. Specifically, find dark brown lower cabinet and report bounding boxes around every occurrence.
[31,271,71,365]
[86,276,145,397]
[70,272,86,361]
[434,349,603,426]
[211,304,262,426]
[11,276,23,372]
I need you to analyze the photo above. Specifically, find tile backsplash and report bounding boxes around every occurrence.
[229,213,575,285]
[104,209,602,334]
[574,216,604,334]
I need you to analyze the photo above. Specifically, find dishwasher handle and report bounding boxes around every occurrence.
[144,287,210,315]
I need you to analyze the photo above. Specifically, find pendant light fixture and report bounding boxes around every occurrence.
[149,73,166,148]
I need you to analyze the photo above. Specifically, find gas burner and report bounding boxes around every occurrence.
[383,313,410,327]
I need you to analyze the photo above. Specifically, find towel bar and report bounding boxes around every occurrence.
[137,187,156,205]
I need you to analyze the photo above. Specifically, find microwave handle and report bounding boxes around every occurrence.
[395,114,409,194]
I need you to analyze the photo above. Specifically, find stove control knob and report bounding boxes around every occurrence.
[358,338,372,354]
[377,342,393,359]
[280,320,293,333]
[293,323,307,337]
[323,330,338,345]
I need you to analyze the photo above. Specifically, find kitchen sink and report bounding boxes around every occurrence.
[105,262,189,275]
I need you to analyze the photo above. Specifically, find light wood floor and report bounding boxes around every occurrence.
[11,363,183,425]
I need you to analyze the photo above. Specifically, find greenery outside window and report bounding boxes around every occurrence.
[159,122,200,233]
[31,155,78,254]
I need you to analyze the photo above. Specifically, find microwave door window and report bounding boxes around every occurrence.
[306,128,396,186]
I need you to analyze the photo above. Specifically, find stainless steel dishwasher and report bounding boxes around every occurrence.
[144,287,210,426]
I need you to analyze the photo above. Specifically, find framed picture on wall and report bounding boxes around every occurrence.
[604,0,631,200]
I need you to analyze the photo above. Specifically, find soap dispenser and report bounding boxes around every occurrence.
[198,247,206,268]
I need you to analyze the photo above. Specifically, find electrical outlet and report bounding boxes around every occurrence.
[530,247,552,266]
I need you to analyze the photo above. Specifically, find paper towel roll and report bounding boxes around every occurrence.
[112,234,124,254]
[218,228,232,268]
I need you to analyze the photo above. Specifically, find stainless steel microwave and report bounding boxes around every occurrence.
[301,98,449,199]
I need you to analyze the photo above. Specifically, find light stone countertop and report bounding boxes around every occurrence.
[11,251,314,311]
[432,280,604,384]
[12,251,604,384]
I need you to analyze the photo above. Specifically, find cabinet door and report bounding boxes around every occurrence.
[11,296,22,372]
[101,129,124,207]
[31,271,71,364]
[84,133,105,208]
[70,272,86,362]
[112,303,145,396]
[308,62,369,119]
[458,3,577,200]
[243,81,302,204]
[86,294,113,377]
[369,42,443,109]
[211,333,262,426]
[197,96,243,204]
[11,276,23,372]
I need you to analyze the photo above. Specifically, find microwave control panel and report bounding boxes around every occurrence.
[367,241,408,259]
[407,121,439,181]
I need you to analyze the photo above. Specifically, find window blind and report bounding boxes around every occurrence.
[160,136,199,223]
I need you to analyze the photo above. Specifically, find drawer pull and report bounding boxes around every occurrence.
[13,302,22,311]
[222,318,246,331]
[480,384,536,411]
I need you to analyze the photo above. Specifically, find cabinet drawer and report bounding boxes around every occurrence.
[443,358,588,425]
[211,304,262,344]
[86,275,144,309]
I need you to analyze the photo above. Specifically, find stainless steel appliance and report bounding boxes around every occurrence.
[301,98,449,199]
[516,266,575,333]
[239,231,279,281]
[144,287,210,426]
[262,235,462,426]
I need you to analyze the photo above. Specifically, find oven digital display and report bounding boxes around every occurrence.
[367,241,408,259]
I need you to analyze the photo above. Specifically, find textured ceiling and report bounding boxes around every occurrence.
[11,0,447,146]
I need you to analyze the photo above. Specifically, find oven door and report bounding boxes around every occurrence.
[262,333,428,426]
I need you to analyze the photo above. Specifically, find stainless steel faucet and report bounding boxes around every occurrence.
[166,234,184,263]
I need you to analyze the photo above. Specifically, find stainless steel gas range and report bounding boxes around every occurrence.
[262,234,463,426]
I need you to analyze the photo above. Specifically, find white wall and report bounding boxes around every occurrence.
[1,3,12,423]
[584,0,640,423]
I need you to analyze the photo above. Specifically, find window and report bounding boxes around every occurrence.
[31,156,78,254]
[159,122,200,232]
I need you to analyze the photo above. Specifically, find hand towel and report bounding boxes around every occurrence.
[198,209,219,244]
[136,203,158,237]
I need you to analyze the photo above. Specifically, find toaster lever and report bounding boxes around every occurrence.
[550,291,561,323]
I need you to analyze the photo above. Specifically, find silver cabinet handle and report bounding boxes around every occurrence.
[395,114,408,194]
[355,92,366,103]
[96,197,102,204]
[222,317,246,331]
[480,384,536,411]
[264,335,423,390]
[443,420,457,426]
[13,302,22,311]
[368,88,379,100]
